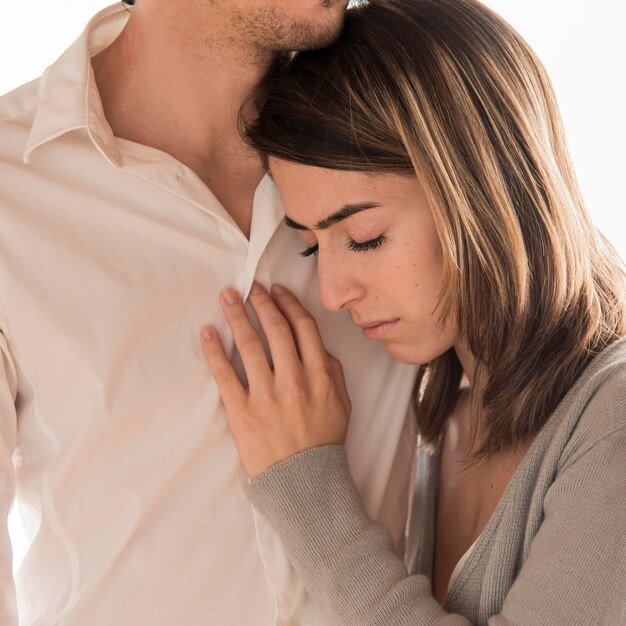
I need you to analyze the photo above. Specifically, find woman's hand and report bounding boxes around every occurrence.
[200,282,351,481]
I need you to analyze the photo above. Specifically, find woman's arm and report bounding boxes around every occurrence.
[249,444,467,625]
[201,284,626,625]
[248,429,626,626]
[201,283,459,624]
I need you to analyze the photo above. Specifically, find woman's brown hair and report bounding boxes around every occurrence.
[245,0,626,457]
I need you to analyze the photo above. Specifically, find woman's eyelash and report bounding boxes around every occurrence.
[299,244,319,258]
[347,234,387,252]
[299,235,387,258]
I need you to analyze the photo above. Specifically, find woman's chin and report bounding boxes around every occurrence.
[382,340,449,366]
[382,341,428,365]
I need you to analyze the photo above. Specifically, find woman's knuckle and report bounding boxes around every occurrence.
[285,382,307,405]
[314,366,332,386]
[238,333,260,352]
[296,313,317,331]
[267,317,289,336]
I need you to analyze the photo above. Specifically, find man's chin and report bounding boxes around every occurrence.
[283,16,346,51]
[294,0,349,49]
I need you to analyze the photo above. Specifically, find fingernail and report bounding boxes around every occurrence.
[249,281,265,296]
[202,326,216,342]
[271,284,287,296]
[222,288,239,305]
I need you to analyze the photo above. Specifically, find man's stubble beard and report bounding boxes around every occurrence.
[230,3,347,53]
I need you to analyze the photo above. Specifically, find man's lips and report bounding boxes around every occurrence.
[354,319,400,340]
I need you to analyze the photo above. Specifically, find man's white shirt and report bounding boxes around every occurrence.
[0,5,417,625]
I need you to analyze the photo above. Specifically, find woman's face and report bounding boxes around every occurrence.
[270,158,458,364]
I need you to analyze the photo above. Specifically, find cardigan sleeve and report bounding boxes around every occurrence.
[248,430,626,626]
[248,445,471,625]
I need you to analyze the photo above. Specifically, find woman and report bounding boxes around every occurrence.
[200,0,626,623]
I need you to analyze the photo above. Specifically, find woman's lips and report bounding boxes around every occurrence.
[360,319,399,340]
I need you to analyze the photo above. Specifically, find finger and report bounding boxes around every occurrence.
[270,284,327,370]
[200,326,247,409]
[220,288,272,386]
[327,352,352,416]
[247,282,302,375]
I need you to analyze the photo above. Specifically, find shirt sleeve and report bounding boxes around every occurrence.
[0,330,18,623]
[247,435,626,626]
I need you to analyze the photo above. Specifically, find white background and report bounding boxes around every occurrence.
[2,0,625,572]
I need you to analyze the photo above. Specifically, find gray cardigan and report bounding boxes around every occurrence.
[248,338,626,625]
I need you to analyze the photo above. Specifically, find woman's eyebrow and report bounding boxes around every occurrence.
[284,216,308,230]
[285,202,381,231]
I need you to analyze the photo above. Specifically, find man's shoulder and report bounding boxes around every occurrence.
[0,77,40,155]
[0,76,40,121]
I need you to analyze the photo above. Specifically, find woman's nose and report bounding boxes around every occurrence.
[317,256,364,312]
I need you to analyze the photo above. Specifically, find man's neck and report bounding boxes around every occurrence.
[91,3,270,236]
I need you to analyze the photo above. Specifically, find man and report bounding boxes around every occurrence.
[0,1,417,624]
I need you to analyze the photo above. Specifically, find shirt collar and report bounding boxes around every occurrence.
[23,3,130,165]
[20,3,286,243]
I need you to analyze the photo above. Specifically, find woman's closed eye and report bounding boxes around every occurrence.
[347,234,387,252]
[299,234,388,258]
[299,243,319,258]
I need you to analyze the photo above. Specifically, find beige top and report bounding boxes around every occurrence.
[0,5,418,625]
[448,538,479,593]
[249,337,626,625]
